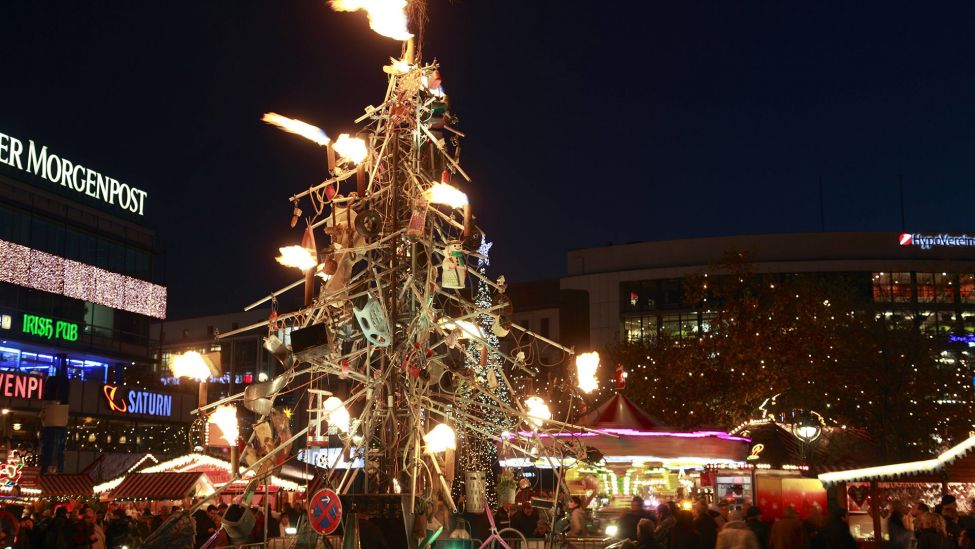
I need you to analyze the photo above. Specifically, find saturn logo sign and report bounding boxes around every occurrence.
[103,385,172,417]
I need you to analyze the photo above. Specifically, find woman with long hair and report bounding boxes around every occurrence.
[916,512,950,549]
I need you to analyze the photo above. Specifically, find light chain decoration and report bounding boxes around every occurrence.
[0,238,167,319]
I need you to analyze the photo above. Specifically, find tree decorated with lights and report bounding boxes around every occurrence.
[148,2,603,546]
[612,252,975,462]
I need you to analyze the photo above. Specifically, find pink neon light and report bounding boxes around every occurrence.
[513,429,750,442]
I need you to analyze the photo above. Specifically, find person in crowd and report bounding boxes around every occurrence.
[805,505,826,549]
[620,496,653,541]
[671,510,704,549]
[916,512,951,549]
[713,501,730,531]
[655,503,678,546]
[716,510,760,549]
[693,501,719,549]
[511,501,544,539]
[193,505,217,548]
[960,528,975,549]
[635,518,661,549]
[14,516,33,549]
[151,505,171,533]
[914,503,932,522]
[823,508,856,549]
[566,495,587,537]
[887,502,916,549]
[744,507,770,549]
[495,500,515,532]
[769,506,809,549]
[104,509,131,549]
[85,508,105,549]
[941,495,962,545]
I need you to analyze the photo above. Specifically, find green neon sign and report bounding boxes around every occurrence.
[21,314,78,342]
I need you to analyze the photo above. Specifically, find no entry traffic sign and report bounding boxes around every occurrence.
[309,488,343,535]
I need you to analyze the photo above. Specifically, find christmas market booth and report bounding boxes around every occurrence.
[818,435,975,546]
[94,453,304,511]
[708,418,831,519]
[502,393,750,513]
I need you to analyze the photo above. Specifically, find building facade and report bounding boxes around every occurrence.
[561,232,975,348]
[0,129,177,472]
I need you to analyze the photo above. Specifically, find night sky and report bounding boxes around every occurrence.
[2,2,974,319]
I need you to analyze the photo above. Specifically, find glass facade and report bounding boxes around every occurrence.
[622,271,975,343]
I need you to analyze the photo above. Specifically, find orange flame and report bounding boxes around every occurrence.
[333,134,369,164]
[329,0,413,41]
[276,245,317,271]
[261,113,330,146]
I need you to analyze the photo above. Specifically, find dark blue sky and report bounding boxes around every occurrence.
[1,2,973,318]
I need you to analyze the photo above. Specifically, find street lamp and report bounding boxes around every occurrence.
[791,409,824,465]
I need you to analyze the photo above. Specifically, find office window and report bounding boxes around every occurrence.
[935,273,954,304]
[623,315,657,343]
[961,275,975,304]
[540,317,550,338]
[872,273,891,302]
[962,312,975,334]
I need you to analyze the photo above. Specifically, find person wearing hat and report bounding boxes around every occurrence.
[744,507,770,549]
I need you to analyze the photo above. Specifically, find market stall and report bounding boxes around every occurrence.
[94,453,305,509]
[501,393,750,508]
[818,435,975,547]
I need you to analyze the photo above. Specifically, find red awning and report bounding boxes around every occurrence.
[39,474,94,497]
[577,392,671,431]
[111,472,211,501]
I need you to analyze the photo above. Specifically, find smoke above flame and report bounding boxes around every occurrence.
[329,0,413,41]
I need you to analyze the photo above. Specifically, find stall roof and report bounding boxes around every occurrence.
[112,472,214,501]
[39,474,94,497]
[819,435,975,485]
[577,393,671,432]
[94,453,304,494]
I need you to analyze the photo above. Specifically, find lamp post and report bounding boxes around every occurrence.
[791,409,824,464]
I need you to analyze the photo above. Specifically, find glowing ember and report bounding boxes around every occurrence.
[439,318,484,340]
[575,351,600,394]
[423,423,456,453]
[171,351,212,381]
[276,245,317,271]
[525,396,551,428]
[323,396,351,433]
[261,113,330,146]
[333,133,369,164]
[425,182,468,209]
[329,0,413,41]
[208,405,239,445]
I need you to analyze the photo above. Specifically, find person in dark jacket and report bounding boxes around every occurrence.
[193,506,217,548]
[693,502,718,549]
[824,509,856,549]
[671,510,703,549]
[619,497,653,542]
[104,510,131,549]
[745,507,770,549]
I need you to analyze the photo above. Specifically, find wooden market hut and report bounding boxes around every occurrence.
[818,435,975,547]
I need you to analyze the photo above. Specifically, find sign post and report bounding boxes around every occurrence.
[309,488,342,536]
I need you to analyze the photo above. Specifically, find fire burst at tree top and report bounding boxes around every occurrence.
[146,1,608,546]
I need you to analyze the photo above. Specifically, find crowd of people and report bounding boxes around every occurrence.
[611,493,975,549]
[0,499,306,549]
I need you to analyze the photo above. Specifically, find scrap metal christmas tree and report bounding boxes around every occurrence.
[199,0,601,541]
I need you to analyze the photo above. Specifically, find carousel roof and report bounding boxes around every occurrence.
[577,392,671,432]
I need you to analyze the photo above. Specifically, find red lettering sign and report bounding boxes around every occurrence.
[0,373,43,401]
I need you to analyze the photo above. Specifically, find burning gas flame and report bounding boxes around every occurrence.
[333,134,369,164]
[525,396,551,428]
[208,405,239,445]
[323,396,351,433]
[439,318,484,340]
[261,113,330,146]
[384,57,413,75]
[575,351,600,394]
[171,351,213,381]
[425,182,468,209]
[329,0,413,41]
[276,245,317,271]
[423,423,456,453]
